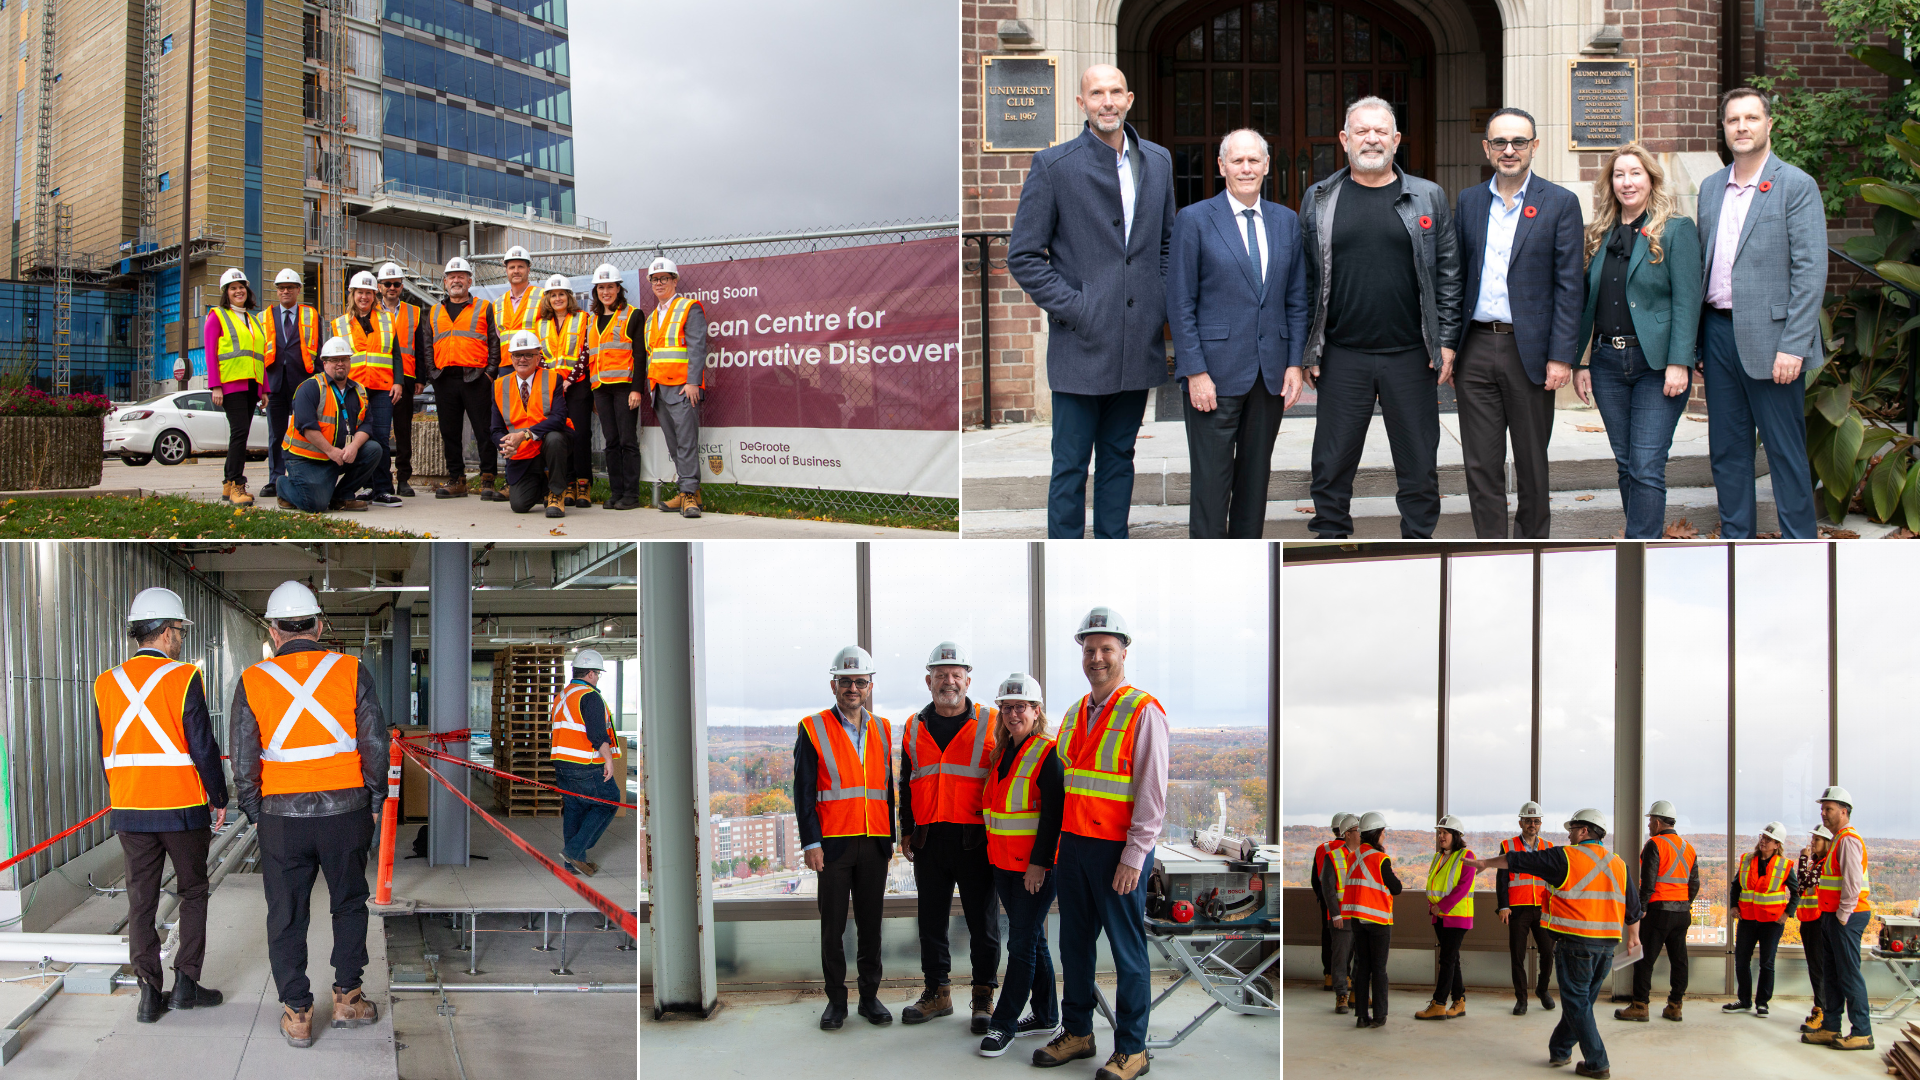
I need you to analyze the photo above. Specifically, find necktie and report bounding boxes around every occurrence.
[1243,208,1264,299]
[520,379,531,408]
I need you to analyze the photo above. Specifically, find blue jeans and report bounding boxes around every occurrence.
[1548,935,1614,1072]
[1049,389,1149,538]
[279,442,387,512]
[1701,309,1817,537]
[988,865,1057,1034]
[1056,833,1152,1054]
[1818,909,1872,1037]
[1587,342,1689,538]
[359,389,395,498]
[552,760,619,862]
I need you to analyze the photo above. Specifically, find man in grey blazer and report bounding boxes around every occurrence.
[1008,64,1176,539]
[1697,88,1825,538]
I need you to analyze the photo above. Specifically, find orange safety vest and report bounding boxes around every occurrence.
[432,299,494,368]
[283,374,369,461]
[539,310,588,374]
[1058,686,1156,842]
[1648,831,1697,903]
[1502,834,1555,907]
[1816,826,1871,915]
[383,301,420,379]
[799,707,891,839]
[497,285,545,365]
[645,295,701,389]
[1341,847,1394,925]
[982,733,1053,873]
[1541,841,1627,940]
[240,649,362,796]
[1323,842,1354,920]
[333,310,396,391]
[904,703,996,827]
[1795,856,1824,922]
[492,368,567,461]
[94,654,206,811]
[549,680,605,764]
[585,307,636,390]
[264,303,321,375]
[1737,850,1791,923]
[1312,838,1339,886]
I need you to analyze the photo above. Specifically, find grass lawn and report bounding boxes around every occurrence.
[690,483,957,531]
[0,494,417,539]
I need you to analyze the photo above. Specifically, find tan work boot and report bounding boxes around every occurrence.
[661,491,687,512]
[1613,1000,1649,1022]
[1801,1028,1837,1045]
[1031,1030,1096,1068]
[229,479,254,507]
[545,492,565,518]
[1333,991,1349,1015]
[901,984,952,1025]
[970,984,995,1034]
[1662,1000,1683,1022]
[1799,1006,1824,1033]
[572,478,593,508]
[680,490,702,518]
[435,474,469,498]
[1323,973,1334,991]
[281,1004,314,1048]
[1094,1049,1150,1080]
[331,985,377,1029]
[1830,1033,1874,1051]
[477,472,501,501]
[1415,1000,1450,1020]
[1448,994,1466,1018]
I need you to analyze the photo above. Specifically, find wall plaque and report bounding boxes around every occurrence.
[1570,59,1637,150]
[981,55,1057,153]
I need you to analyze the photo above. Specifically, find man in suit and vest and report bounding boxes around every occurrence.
[1804,786,1874,1052]
[430,257,502,500]
[376,262,431,497]
[1309,812,1353,995]
[1008,65,1176,539]
[1725,820,1797,1017]
[228,581,388,1050]
[1796,825,1835,1035]
[495,245,544,368]
[276,337,384,513]
[1472,808,1642,1080]
[797,645,897,1031]
[1166,127,1309,538]
[1498,800,1557,1015]
[549,648,619,877]
[1033,608,1166,1080]
[1618,799,1697,1022]
[643,257,708,518]
[96,587,231,1025]
[1698,88,1826,537]
[334,272,404,508]
[899,641,1001,1032]
[490,330,572,517]
[262,268,319,501]
[1453,108,1585,538]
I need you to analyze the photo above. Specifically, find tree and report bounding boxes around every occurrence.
[749,854,766,871]
[709,792,746,818]
[746,790,794,815]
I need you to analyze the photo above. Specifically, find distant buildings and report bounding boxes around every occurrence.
[709,811,802,871]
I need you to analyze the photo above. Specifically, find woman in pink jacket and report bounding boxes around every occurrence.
[1418,814,1477,1020]
[206,267,268,506]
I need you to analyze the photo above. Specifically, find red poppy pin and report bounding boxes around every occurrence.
[1523,205,1538,218]
[1758,180,1772,192]
[1418,215,1433,230]
[1640,227,1650,237]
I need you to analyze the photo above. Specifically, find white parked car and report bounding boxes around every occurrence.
[103,391,271,466]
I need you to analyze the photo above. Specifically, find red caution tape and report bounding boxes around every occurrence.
[0,807,111,874]
[398,741,637,937]
[396,732,634,810]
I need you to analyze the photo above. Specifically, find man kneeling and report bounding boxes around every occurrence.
[492,330,571,517]
[278,336,386,512]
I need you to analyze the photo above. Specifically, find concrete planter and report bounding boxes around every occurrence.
[0,415,104,490]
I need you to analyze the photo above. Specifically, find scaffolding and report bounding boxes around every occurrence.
[32,0,56,277]
[54,203,72,392]
[134,0,163,400]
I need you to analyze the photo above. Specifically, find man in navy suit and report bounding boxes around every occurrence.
[1166,129,1308,538]
[1453,107,1586,538]
[1008,65,1176,539]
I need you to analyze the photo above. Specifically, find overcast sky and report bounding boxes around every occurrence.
[570,0,958,243]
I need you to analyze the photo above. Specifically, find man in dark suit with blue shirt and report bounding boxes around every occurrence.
[1454,108,1586,538]
[1008,64,1176,539]
[1166,129,1308,538]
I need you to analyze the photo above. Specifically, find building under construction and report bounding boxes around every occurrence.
[0,540,642,1080]
[0,0,607,397]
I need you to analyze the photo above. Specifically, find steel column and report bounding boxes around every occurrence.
[391,603,412,726]
[1726,544,1737,994]
[1436,552,1450,819]
[428,544,470,866]
[1531,547,1542,802]
[1027,542,1046,693]
[1827,543,1838,785]
[1267,542,1280,845]
[1612,543,1646,999]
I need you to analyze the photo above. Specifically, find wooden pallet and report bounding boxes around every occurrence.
[488,645,569,818]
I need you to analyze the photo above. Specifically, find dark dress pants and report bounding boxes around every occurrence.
[911,827,1001,988]
[267,387,296,489]
[1508,903,1555,998]
[393,376,416,484]
[1733,916,1784,1006]
[1631,906,1690,1003]
[1048,389,1149,539]
[1433,923,1467,1003]
[1307,343,1441,538]
[1349,921,1392,1021]
[506,432,570,512]
[1802,915,1827,1013]
[1701,308,1818,537]
[986,865,1058,1033]
[435,372,497,478]
[119,828,212,990]
[221,386,260,484]
[594,385,640,499]
[1457,325,1555,538]
[1315,891,1330,976]
[564,379,595,487]
[816,836,888,1005]
[1183,377,1285,538]
[260,809,374,1011]
[1586,342,1689,538]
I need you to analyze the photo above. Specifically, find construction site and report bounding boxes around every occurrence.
[0,540,643,1079]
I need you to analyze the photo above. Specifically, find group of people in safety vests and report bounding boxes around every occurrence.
[200,249,709,517]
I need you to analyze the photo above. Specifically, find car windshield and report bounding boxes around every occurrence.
[127,393,175,407]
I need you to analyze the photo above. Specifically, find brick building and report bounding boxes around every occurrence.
[961,0,1893,428]
[708,812,802,871]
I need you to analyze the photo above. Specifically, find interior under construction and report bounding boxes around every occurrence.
[0,541,641,1080]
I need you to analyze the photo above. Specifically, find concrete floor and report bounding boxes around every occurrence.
[1283,984,1888,1080]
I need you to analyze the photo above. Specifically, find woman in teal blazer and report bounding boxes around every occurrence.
[1574,144,1703,538]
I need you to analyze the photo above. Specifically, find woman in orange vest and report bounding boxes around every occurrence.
[1416,815,1476,1021]
[332,271,404,508]
[1330,811,1401,1028]
[1724,821,1796,1017]
[536,273,596,509]
[976,673,1064,1057]
[585,262,645,510]
[206,267,268,506]
[1795,826,1834,1034]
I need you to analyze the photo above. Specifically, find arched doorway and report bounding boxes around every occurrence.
[1149,0,1434,211]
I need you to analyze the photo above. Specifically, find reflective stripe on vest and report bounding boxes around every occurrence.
[540,311,587,373]
[1737,851,1791,922]
[384,302,418,378]
[1058,686,1154,842]
[983,733,1054,873]
[282,374,368,462]
[586,306,635,389]
[497,287,545,364]
[645,295,698,387]
[800,708,891,838]
[265,304,320,374]
[1541,841,1626,939]
[904,702,996,826]
[242,651,361,796]
[550,681,602,763]
[1323,843,1354,921]
[1501,834,1554,907]
[1795,871,1824,921]
[1427,847,1476,920]
[1816,826,1871,914]
[432,299,493,367]
[94,656,205,810]
[1341,847,1394,924]
[1649,832,1697,903]
[212,307,267,385]
[333,310,396,391]
[493,369,563,461]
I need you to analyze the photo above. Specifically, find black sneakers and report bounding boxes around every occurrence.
[1017,1013,1063,1038]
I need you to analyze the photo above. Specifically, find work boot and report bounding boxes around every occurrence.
[612,494,642,511]
[329,498,369,511]
[230,479,254,506]
[281,1004,314,1048]
[1323,974,1334,991]
[545,492,565,518]
[1031,1030,1096,1069]
[1800,1006,1824,1032]
[397,480,416,497]
[970,984,995,1035]
[1094,1050,1150,1080]
[857,996,892,1025]
[1662,1000,1683,1022]
[1572,1063,1610,1079]
[477,472,500,501]
[137,980,170,1023]
[902,983,952,1024]
[1830,1033,1875,1051]
[1514,995,1528,1016]
[1415,1000,1450,1020]
[1613,1001,1649,1022]
[277,497,296,509]
[819,999,847,1030]
[331,985,377,1029]
[1801,1029,1837,1045]
[1538,988,1555,1010]
[1448,994,1466,1018]
[260,482,277,498]
[661,492,686,513]
[577,859,599,877]
[572,479,593,509]
[169,971,222,1009]
[1334,992,1350,1015]
[680,491,702,518]
[435,475,469,498]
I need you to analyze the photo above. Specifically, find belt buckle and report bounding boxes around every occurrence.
[1609,336,1628,350]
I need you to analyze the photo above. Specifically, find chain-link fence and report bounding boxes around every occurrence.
[474,218,960,529]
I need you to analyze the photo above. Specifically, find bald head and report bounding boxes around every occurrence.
[1080,64,1127,96]
[1077,64,1134,141]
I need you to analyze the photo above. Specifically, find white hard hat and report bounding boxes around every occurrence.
[1330,812,1350,831]
[993,672,1043,704]
[1074,606,1132,646]
[647,256,679,278]
[508,329,543,353]
[274,267,303,286]
[319,335,353,359]
[544,273,570,290]
[827,645,875,677]
[925,641,972,670]
[1356,811,1387,833]
[1437,814,1466,833]
[349,270,378,292]
[591,263,622,285]
[1648,800,1677,820]
[1812,824,1835,841]
[1817,785,1853,810]
[376,261,406,282]
[444,257,474,276]
[572,648,606,672]
[128,587,192,625]
[1335,813,1359,833]
[1518,801,1543,818]
[504,245,532,265]
[1760,821,1789,843]
[265,581,322,620]
[1566,808,1610,833]
[219,267,248,287]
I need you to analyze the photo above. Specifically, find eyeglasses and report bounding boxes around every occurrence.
[833,677,870,689]
[1486,138,1534,151]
